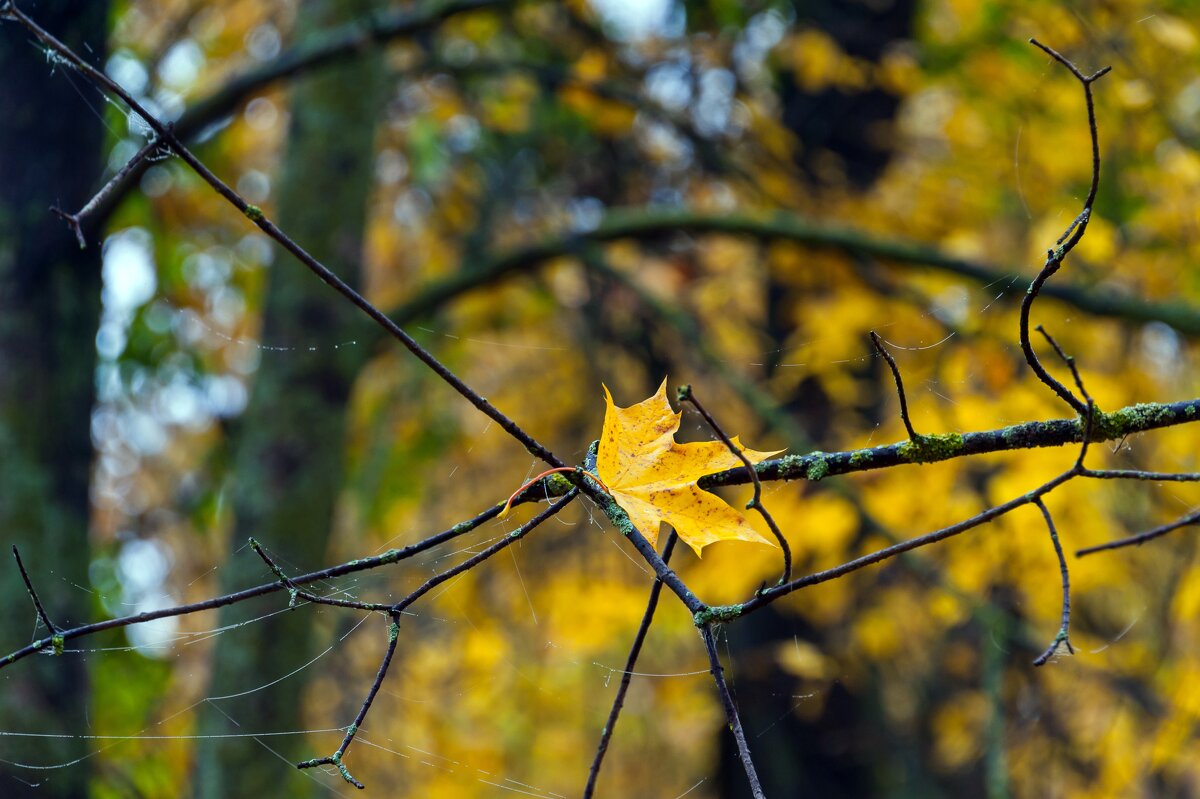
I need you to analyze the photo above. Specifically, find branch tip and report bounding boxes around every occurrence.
[1032,499,1073,666]
[869,331,919,440]
[12,545,58,634]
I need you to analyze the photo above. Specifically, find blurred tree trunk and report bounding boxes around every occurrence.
[0,2,107,796]
[721,1,920,796]
[192,1,387,796]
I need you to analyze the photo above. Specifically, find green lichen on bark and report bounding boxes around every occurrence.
[1091,403,1178,440]
[805,453,830,481]
[849,450,873,468]
[694,604,744,627]
[897,432,965,463]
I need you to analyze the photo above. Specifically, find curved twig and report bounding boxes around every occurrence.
[677,384,792,584]
[1031,498,1075,666]
[1018,40,1111,414]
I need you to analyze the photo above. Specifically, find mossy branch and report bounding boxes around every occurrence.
[391,207,1200,335]
[699,397,1200,490]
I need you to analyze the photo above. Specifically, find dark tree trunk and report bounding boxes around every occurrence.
[0,1,109,796]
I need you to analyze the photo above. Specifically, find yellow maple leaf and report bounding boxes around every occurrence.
[597,380,783,556]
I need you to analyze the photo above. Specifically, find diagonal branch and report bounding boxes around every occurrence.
[701,624,765,799]
[4,2,564,470]
[706,467,1079,623]
[72,0,517,228]
[870,330,920,440]
[11,546,58,636]
[584,531,678,799]
[299,491,577,788]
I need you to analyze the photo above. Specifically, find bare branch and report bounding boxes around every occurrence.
[0,502,506,670]
[11,546,57,635]
[584,531,678,798]
[1032,499,1075,666]
[1018,40,1111,414]
[1080,469,1200,482]
[702,624,765,799]
[1076,510,1200,557]
[393,491,577,614]
[50,136,161,247]
[869,330,920,440]
[4,1,565,470]
[298,612,401,789]
[717,468,1078,621]
[677,384,791,584]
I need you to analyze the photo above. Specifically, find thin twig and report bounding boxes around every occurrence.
[297,492,577,787]
[869,331,919,439]
[1080,469,1200,482]
[393,491,577,613]
[727,468,1078,619]
[11,546,58,634]
[1018,40,1111,414]
[676,384,791,584]
[1076,510,1200,556]
[248,538,393,612]
[5,2,564,470]
[701,625,765,799]
[0,501,505,670]
[1031,498,1074,666]
[1036,325,1095,469]
[298,612,401,789]
[584,530,678,799]
[50,136,161,248]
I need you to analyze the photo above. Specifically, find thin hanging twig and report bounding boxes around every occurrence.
[584,530,678,798]
[1031,498,1074,666]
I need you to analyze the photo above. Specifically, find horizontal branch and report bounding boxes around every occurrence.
[699,397,1200,489]
[0,502,505,670]
[392,208,1200,335]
